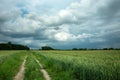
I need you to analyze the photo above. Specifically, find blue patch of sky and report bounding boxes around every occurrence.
[20,8,29,17]
[16,3,29,17]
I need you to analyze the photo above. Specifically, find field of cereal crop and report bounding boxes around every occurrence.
[0,50,120,80]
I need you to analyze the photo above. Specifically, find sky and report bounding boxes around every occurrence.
[0,0,120,49]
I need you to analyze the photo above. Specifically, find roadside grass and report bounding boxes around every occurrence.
[0,51,20,64]
[0,50,19,57]
[34,50,120,80]
[0,51,26,80]
[24,52,44,80]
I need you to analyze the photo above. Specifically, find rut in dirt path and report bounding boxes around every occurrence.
[14,56,27,80]
[34,58,51,80]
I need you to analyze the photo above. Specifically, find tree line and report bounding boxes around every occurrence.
[40,46,120,50]
[0,42,119,50]
[0,42,29,50]
[72,48,120,50]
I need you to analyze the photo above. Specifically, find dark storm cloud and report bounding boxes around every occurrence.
[0,0,120,49]
[98,0,120,18]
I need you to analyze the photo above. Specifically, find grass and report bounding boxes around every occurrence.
[34,50,120,80]
[0,50,119,80]
[0,51,26,80]
[0,50,19,57]
[24,52,44,80]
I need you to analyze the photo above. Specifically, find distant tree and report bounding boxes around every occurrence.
[41,46,54,50]
[103,48,114,50]
[0,42,30,50]
[115,48,120,50]
[8,42,12,45]
[89,48,98,50]
[72,48,78,50]
[79,48,87,50]
[103,48,108,50]
[108,48,114,50]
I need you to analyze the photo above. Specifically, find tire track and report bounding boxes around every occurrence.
[34,57,51,80]
[14,56,27,80]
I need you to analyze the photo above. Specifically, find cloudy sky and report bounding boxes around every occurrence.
[0,0,120,49]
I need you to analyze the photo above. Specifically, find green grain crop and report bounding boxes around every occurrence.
[0,50,119,80]
[34,50,120,80]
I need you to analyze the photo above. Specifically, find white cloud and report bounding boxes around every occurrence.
[0,0,120,48]
[77,33,93,39]
[54,32,70,41]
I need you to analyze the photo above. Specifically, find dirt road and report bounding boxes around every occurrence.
[14,56,27,80]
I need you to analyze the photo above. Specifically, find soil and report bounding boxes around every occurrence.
[35,58,51,80]
[14,56,27,80]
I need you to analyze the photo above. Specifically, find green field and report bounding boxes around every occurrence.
[0,50,120,80]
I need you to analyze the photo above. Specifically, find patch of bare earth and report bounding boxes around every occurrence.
[14,56,27,80]
[35,58,51,80]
